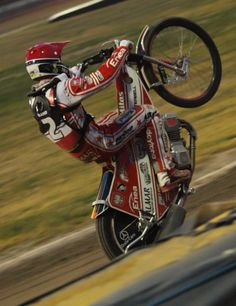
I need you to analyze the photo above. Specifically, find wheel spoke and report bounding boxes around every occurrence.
[178,28,184,57]
[188,35,198,57]
[149,25,216,100]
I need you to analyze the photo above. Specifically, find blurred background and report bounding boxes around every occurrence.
[0,0,235,257]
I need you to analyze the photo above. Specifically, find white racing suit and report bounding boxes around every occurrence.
[29,44,174,179]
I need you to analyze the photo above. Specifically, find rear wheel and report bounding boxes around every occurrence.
[138,17,222,108]
[96,209,158,259]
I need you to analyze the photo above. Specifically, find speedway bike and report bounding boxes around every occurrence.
[82,17,221,259]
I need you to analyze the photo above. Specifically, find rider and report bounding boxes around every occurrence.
[25,40,190,192]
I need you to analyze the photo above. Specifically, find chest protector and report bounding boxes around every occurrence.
[28,80,93,145]
[30,94,64,135]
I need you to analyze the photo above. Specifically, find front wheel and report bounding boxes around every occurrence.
[137,17,222,108]
[96,209,158,259]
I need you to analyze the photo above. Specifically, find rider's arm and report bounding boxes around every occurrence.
[56,41,133,109]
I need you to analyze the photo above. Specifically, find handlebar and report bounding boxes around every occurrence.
[81,49,185,76]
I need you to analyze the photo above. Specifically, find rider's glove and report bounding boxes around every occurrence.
[119,40,134,50]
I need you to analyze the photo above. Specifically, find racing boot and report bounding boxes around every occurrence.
[158,169,191,193]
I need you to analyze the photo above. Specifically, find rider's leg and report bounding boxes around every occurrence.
[81,105,190,191]
[84,105,156,153]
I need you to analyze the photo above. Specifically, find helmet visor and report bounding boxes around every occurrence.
[26,59,68,80]
[38,63,68,74]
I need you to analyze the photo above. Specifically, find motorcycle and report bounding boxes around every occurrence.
[81,17,222,259]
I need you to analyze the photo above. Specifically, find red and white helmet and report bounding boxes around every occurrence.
[25,41,70,80]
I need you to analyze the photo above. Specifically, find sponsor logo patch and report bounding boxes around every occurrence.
[143,187,154,213]
[94,70,104,82]
[118,91,125,113]
[115,109,136,125]
[116,126,133,145]
[114,194,124,205]
[117,184,126,192]
[146,128,157,160]
[129,185,139,210]
[109,48,126,67]
[140,162,151,185]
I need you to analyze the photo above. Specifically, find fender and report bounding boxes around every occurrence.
[135,25,151,91]
[91,170,113,219]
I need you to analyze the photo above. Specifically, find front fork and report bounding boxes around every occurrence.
[91,170,113,219]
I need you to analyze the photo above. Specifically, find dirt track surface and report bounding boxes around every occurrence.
[1,150,236,306]
[0,229,109,306]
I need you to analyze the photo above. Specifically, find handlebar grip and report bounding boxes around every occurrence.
[127,53,144,63]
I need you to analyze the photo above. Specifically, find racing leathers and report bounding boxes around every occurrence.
[28,42,174,185]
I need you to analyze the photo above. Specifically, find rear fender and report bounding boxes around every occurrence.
[136,24,149,54]
[91,170,113,219]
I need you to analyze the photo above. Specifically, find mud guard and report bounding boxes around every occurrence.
[155,205,186,241]
[135,24,153,91]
